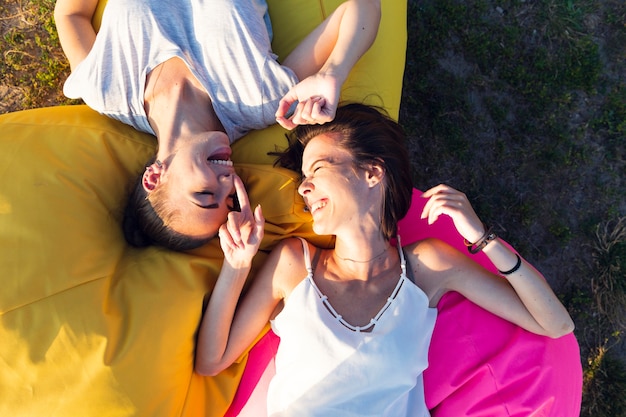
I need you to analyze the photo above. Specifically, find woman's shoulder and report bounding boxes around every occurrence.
[270,237,315,273]
[274,237,308,257]
[404,237,458,261]
[268,237,315,299]
[403,238,467,305]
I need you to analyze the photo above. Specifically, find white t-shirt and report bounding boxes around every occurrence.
[63,0,298,142]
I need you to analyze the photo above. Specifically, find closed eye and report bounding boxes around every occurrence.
[193,191,219,209]
[301,165,323,181]
[193,202,219,209]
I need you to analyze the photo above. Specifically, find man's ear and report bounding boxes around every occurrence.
[366,162,385,188]
[142,162,163,193]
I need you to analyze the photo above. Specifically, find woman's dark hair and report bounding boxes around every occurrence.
[122,166,212,252]
[273,103,413,241]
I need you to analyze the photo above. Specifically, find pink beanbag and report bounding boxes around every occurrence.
[226,188,583,416]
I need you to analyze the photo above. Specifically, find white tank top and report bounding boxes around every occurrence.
[268,238,437,416]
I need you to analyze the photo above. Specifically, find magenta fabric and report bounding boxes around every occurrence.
[399,189,582,416]
[226,188,583,416]
[225,329,279,417]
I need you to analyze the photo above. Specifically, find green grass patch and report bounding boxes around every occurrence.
[0,0,73,110]
[583,348,626,417]
[401,0,626,412]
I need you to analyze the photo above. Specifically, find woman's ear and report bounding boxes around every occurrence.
[365,162,385,188]
[142,162,163,193]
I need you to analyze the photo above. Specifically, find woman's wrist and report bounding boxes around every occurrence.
[497,253,523,275]
[482,239,525,276]
[464,224,497,254]
[318,64,348,87]
[220,259,253,279]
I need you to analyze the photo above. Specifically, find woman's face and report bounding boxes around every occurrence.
[157,131,236,240]
[298,133,373,236]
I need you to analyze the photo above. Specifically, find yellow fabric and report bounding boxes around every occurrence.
[0,1,407,416]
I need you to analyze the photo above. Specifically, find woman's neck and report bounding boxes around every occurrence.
[144,57,225,155]
[330,233,395,280]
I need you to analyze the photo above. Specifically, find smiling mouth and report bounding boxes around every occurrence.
[309,199,327,214]
[208,159,233,166]
[207,151,233,166]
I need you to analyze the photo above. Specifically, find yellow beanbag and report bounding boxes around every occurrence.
[0,1,406,416]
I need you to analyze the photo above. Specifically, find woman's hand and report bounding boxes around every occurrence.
[420,184,575,338]
[197,176,266,376]
[420,184,486,244]
[275,72,340,130]
[218,175,264,268]
[276,0,381,130]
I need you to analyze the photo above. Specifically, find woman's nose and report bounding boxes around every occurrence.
[298,178,312,196]
[218,171,232,182]
[211,160,235,182]
[218,172,234,192]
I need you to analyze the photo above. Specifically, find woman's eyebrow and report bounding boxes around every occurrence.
[302,157,331,175]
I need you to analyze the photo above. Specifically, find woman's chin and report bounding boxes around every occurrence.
[312,222,326,236]
[312,220,337,237]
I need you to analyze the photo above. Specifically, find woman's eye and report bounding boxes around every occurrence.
[300,165,323,183]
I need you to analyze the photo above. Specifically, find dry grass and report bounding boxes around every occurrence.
[592,217,626,330]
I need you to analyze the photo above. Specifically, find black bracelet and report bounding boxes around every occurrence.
[498,253,522,275]
[464,225,497,254]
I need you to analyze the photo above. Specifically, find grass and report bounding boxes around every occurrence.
[400,0,626,415]
[1,0,625,414]
[579,217,626,416]
[583,345,626,417]
[0,0,74,111]
[592,217,626,329]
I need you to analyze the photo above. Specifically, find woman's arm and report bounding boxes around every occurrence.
[416,184,575,338]
[195,175,266,376]
[195,237,307,376]
[276,0,381,129]
[194,177,306,376]
[54,0,100,70]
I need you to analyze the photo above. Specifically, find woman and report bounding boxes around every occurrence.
[54,0,381,250]
[194,103,575,415]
